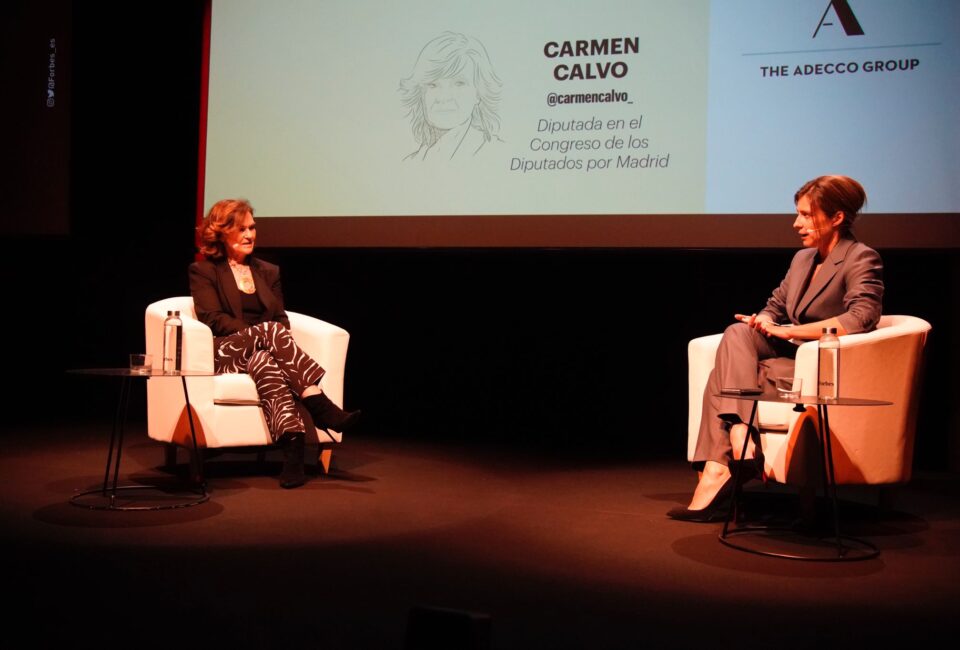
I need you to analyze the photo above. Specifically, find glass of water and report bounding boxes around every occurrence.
[130,353,153,375]
[775,376,802,399]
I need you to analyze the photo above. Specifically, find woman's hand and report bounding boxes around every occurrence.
[734,313,793,340]
[734,313,773,330]
[758,321,795,340]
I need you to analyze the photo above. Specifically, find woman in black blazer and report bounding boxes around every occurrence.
[669,175,883,521]
[189,199,359,489]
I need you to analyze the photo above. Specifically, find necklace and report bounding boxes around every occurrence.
[228,259,256,294]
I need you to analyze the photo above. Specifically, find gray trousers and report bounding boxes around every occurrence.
[692,323,798,465]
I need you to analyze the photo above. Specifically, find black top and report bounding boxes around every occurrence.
[240,290,266,327]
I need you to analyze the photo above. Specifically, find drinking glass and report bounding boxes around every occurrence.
[130,353,153,375]
[775,376,801,399]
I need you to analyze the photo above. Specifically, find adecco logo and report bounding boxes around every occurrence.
[813,0,864,38]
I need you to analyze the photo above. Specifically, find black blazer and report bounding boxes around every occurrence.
[188,257,291,337]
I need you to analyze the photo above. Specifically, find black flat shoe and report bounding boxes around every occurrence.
[667,475,735,522]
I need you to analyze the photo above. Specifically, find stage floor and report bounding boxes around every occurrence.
[2,421,958,648]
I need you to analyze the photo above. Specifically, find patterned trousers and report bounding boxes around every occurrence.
[214,321,326,441]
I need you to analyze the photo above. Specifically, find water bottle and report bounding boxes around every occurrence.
[817,327,840,401]
[162,310,183,374]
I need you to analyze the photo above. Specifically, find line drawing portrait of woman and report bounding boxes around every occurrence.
[399,32,503,162]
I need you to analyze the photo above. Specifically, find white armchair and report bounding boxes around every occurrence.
[145,297,351,473]
[688,315,931,485]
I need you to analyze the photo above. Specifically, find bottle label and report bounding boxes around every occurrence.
[163,322,182,374]
[818,347,840,400]
[175,325,182,371]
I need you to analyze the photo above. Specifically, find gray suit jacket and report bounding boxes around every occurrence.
[188,257,291,337]
[759,235,883,334]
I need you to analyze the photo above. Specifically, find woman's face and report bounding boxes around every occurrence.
[423,65,479,130]
[793,194,841,252]
[224,211,256,262]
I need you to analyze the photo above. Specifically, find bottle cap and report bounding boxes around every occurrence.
[167,310,173,316]
[829,327,837,334]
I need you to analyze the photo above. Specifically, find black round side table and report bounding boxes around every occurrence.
[67,368,213,511]
[716,391,892,561]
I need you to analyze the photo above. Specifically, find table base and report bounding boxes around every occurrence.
[719,526,879,561]
[70,484,209,511]
[67,371,209,512]
[717,395,891,562]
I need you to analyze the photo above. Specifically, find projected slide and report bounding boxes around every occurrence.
[204,0,709,216]
[202,0,959,222]
[705,0,960,214]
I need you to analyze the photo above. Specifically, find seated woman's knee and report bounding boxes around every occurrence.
[723,322,758,342]
[251,321,288,336]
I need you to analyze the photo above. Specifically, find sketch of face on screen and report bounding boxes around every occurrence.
[399,32,503,162]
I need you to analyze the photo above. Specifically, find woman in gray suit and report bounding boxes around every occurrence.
[669,175,884,521]
[190,199,360,489]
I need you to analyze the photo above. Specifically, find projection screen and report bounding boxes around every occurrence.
[200,0,960,247]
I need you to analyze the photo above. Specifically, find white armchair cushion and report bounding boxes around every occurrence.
[212,373,261,405]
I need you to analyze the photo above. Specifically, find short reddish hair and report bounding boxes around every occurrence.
[794,175,866,233]
[197,198,253,260]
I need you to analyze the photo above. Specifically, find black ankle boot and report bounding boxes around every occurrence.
[278,431,306,489]
[302,393,361,434]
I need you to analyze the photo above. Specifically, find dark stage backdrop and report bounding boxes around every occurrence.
[1,0,71,235]
[7,1,955,473]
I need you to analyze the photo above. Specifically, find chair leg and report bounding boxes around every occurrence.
[318,448,333,474]
[163,443,178,469]
[187,446,204,485]
[877,484,898,511]
[799,484,817,527]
